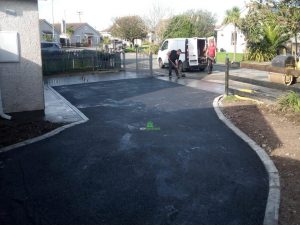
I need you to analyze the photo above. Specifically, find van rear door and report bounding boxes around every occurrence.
[175,39,186,62]
[197,38,207,67]
[188,38,198,66]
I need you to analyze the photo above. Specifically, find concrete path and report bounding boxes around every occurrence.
[153,62,300,102]
[0,77,268,225]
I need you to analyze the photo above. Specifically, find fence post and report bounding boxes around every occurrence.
[136,47,138,71]
[122,52,126,70]
[92,55,95,71]
[149,52,153,76]
[94,51,98,71]
[225,55,230,96]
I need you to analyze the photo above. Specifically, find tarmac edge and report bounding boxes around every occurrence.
[213,95,280,225]
[0,86,89,154]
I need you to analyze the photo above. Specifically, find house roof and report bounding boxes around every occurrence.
[39,19,60,34]
[100,26,113,33]
[214,23,241,31]
[53,22,100,35]
[42,30,53,34]
[67,23,87,31]
[53,23,61,33]
[214,24,224,31]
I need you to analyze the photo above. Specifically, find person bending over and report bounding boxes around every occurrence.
[167,49,182,79]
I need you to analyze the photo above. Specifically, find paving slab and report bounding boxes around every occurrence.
[44,85,83,123]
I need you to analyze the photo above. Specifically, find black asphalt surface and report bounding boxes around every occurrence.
[0,78,268,225]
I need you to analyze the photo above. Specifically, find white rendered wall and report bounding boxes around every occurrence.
[217,24,246,54]
[0,0,44,113]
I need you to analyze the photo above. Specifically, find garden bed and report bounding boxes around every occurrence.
[0,118,61,149]
[221,96,300,225]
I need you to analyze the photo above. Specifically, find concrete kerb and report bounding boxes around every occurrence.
[213,95,280,225]
[0,85,89,154]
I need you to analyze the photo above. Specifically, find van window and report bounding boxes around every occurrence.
[161,41,168,51]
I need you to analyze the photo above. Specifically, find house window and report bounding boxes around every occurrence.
[42,32,54,42]
[75,35,81,43]
[231,32,237,46]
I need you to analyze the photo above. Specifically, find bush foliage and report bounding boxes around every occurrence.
[278,91,300,112]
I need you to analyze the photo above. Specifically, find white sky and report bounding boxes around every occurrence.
[38,0,250,31]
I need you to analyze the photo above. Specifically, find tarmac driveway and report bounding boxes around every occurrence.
[0,77,268,225]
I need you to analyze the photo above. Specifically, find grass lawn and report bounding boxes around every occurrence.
[216,52,245,64]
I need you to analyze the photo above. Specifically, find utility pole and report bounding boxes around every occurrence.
[77,11,83,23]
[51,0,55,41]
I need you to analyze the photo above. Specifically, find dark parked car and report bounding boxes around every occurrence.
[41,42,62,52]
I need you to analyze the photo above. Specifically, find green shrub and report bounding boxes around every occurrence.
[140,44,160,54]
[124,47,136,53]
[129,44,160,55]
[223,95,238,102]
[150,44,160,54]
[278,91,300,112]
[244,48,275,62]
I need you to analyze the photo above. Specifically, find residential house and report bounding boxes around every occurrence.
[54,22,101,47]
[133,39,142,47]
[286,35,300,55]
[146,31,157,43]
[100,27,131,50]
[100,27,113,39]
[39,19,60,43]
[215,23,246,53]
[0,0,44,114]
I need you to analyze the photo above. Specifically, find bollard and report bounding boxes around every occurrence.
[149,52,153,76]
[225,56,229,96]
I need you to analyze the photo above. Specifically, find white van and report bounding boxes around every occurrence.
[157,37,207,71]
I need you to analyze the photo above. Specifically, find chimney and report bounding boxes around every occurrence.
[61,19,66,34]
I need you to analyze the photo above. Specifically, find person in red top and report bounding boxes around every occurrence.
[206,39,217,74]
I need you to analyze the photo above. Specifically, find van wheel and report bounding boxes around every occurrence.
[199,67,205,72]
[158,58,164,68]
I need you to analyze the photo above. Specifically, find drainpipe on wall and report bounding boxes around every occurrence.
[0,86,11,120]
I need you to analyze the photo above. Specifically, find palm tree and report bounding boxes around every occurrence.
[262,22,290,56]
[66,26,74,38]
[223,7,241,62]
[246,21,290,62]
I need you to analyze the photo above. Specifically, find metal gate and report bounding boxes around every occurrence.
[123,48,153,76]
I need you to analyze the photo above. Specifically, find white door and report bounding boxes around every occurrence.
[176,40,186,62]
[188,38,198,66]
